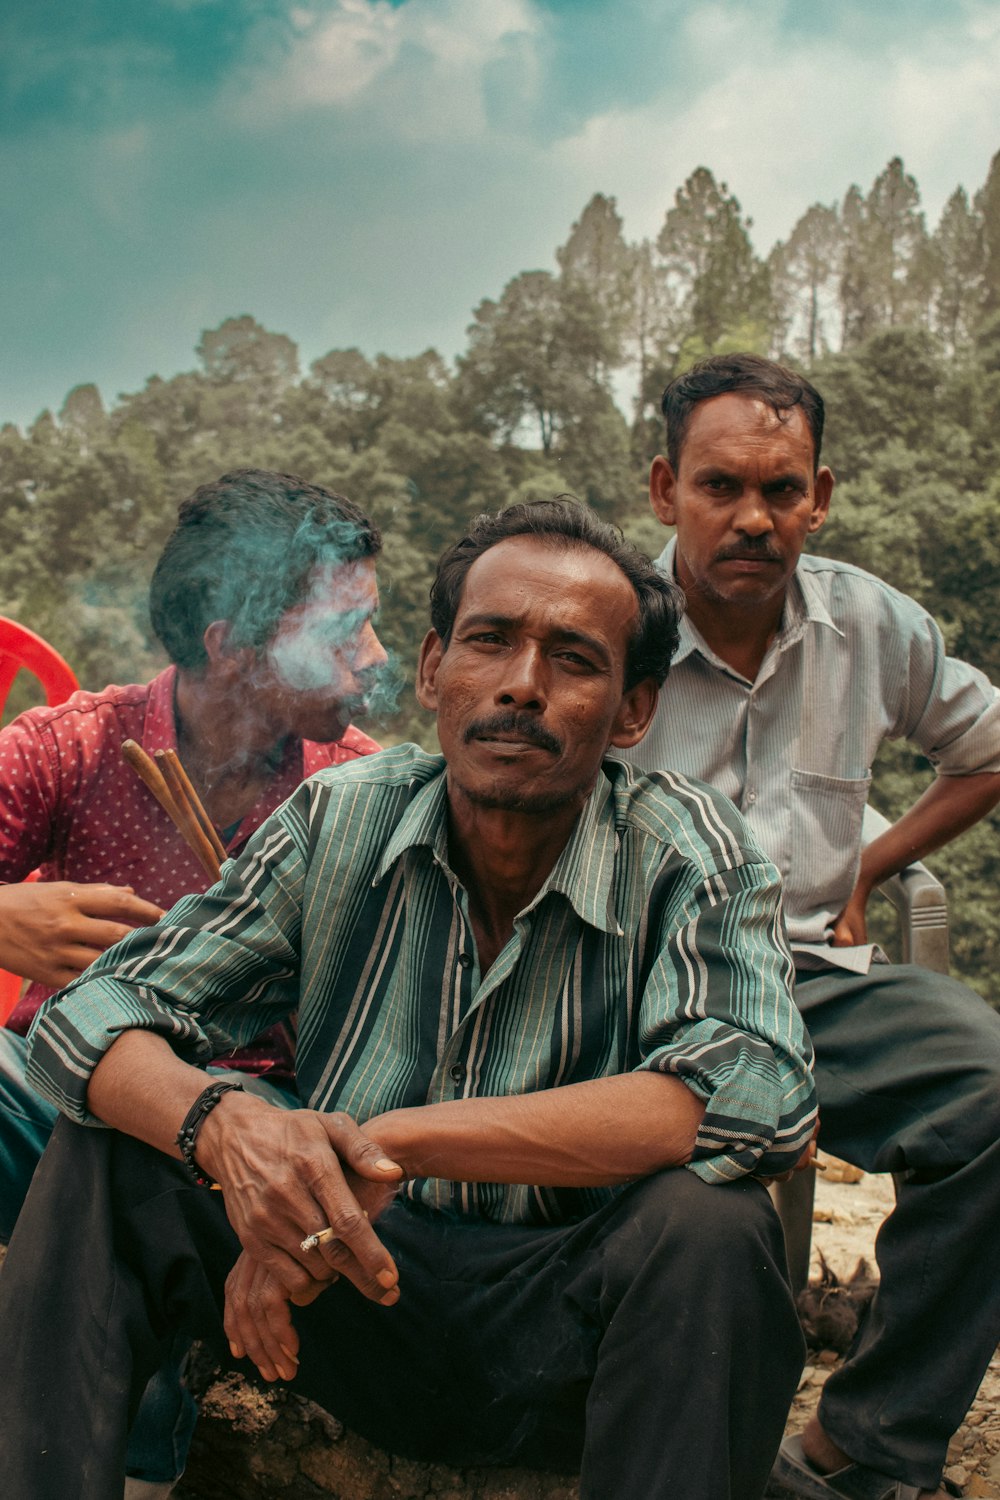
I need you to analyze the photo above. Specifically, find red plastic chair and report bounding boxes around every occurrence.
[0,618,79,1022]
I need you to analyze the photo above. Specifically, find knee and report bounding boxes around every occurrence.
[604,1168,785,1285]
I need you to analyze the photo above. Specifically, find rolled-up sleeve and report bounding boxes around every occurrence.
[892,599,1000,775]
[636,855,817,1183]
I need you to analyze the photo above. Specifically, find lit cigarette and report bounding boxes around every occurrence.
[810,1158,828,1171]
[300,1226,340,1252]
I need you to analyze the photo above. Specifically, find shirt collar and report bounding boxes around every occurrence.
[375,762,622,936]
[142,666,181,752]
[653,537,843,667]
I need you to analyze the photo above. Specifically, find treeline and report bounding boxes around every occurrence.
[3,152,1000,999]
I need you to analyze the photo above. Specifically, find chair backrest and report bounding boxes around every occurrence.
[0,617,78,716]
[0,618,80,1022]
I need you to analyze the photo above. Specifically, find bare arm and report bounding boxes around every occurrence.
[0,881,164,989]
[364,1071,706,1186]
[833,772,1000,945]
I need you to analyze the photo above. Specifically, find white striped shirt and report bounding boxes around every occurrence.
[624,541,1000,968]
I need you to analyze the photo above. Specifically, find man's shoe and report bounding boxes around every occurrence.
[123,1479,180,1499]
[768,1434,962,1499]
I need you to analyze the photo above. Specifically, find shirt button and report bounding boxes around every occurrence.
[747,792,757,804]
[458,953,473,969]
[449,1064,466,1082]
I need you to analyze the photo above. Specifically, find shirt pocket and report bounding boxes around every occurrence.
[786,767,872,918]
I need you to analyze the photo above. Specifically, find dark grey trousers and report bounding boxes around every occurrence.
[796,962,1000,1491]
[0,1117,803,1500]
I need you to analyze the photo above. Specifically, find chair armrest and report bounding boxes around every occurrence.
[862,805,950,974]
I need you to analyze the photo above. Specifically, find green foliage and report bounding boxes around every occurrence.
[5,152,1000,1002]
[656,168,773,359]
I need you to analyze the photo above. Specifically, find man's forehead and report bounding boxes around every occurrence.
[458,536,636,617]
[680,392,815,469]
[298,557,379,616]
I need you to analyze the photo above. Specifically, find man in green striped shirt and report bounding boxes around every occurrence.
[1,500,816,1500]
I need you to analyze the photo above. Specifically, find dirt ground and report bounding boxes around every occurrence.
[786,1159,1000,1497]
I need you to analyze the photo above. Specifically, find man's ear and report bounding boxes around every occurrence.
[202,620,232,662]
[809,466,834,533]
[649,456,678,527]
[608,677,659,750]
[415,629,444,711]
[203,620,257,684]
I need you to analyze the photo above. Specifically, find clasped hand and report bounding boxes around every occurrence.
[199,1099,404,1382]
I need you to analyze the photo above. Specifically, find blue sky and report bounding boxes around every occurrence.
[2,0,999,429]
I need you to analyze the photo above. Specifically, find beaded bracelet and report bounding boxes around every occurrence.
[176,1080,245,1187]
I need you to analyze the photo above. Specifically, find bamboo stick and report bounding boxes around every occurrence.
[121,740,221,882]
[156,748,227,864]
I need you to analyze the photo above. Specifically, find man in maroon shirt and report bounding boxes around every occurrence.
[0,466,387,1498]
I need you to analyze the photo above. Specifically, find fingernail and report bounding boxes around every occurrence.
[229,1341,243,1359]
[377,1268,397,1289]
[279,1344,300,1364]
[380,1287,400,1306]
[376,1157,400,1172]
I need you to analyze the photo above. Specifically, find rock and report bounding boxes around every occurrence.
[175,1373,580,1500]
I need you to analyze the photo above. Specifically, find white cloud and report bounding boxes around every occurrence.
[550,2,1000,252]
[235,0,540,132]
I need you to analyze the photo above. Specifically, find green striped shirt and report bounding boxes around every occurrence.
[28,744,816,1223]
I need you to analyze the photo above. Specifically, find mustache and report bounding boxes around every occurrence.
[464,711,563,755]
[715,541,783,564]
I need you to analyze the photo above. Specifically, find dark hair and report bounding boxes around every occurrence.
[662,353,825,472]
[430,497,683,689]
[149,469,381,669]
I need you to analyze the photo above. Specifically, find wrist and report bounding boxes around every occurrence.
[175,1080,246,1185]
[192,1086,271,1184]
[362,1108,417,1176]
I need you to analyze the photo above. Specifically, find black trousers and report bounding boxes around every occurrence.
[0,1117,803,1500]
[797,963,1000,1491]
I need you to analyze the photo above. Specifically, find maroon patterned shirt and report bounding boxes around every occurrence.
[0,665,380,1083]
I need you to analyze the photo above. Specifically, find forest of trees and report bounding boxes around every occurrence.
[3,151,1000,999]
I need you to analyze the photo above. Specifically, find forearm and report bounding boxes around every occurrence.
[85,1028,237,1155]
[857,771,1000,894]
[364,1072,706,1187]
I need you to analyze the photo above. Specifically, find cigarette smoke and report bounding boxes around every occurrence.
[262,547,402,721]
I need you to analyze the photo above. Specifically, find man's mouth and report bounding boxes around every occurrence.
[465,713,561,756]
[715,549,783,567]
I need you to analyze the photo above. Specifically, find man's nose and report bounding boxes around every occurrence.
[732,489,774,536]
[355,622,388,674]
[496,646,547,710]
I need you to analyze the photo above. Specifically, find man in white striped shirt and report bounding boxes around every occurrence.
[623,352,1000,1500]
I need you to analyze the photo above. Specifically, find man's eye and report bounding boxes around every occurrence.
[557,651,597,671]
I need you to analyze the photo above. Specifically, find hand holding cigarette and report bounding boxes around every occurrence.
[201,1100,403,1383]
